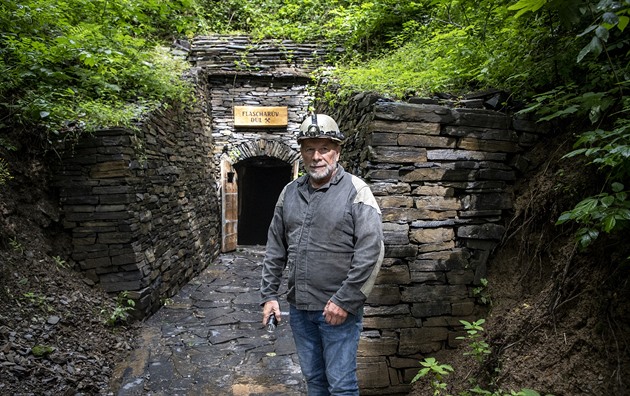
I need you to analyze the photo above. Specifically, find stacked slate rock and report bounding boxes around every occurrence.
[318,92,548,395]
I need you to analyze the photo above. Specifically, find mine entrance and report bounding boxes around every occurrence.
[234,156,292,245]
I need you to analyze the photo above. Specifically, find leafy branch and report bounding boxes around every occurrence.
[512,0,630,249]
[0,0,198,146]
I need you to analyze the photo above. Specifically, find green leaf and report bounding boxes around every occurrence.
[433,364,454,375]
[618,16,629,31]
[611,145,630,158]
[601,195,615,207]
[602,12,619,26]
[516,102,543,115]
[602,215,616,232]
[589,105,602,124]
[595,26,610,42]
[412,366,431,381]
[539,105,579,121]
[508,0,547,18]
[563,148,588,158]
[556,212,573,224]
[577,25,598,37]
[576,197,599,212]
[578,228,600,248]
[519,389,541,396]
[577,36,603,63]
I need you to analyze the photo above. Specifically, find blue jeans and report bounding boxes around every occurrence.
[289,305,362,396]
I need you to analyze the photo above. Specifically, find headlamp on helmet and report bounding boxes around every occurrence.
[297,113,344,143]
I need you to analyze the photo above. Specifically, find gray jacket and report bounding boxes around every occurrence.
[260,165,384,315]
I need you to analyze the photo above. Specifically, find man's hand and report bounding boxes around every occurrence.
[262,300,281,326]
[323,300,348,325]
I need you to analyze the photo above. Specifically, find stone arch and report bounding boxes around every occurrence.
[227,138,301,167]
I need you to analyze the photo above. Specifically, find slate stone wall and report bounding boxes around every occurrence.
[189,35,329,175]
[205,75,309,166]
[56,73,221,316]
[189,35,335,77]
[317,93,547,395]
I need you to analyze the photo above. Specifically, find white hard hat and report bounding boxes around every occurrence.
[297,113,345,143]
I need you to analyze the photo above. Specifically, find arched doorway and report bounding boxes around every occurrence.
[234,156,292,245]
[220,139,300,252]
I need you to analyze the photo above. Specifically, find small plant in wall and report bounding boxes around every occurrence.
[102,291,136,326]
[473,278,491,305]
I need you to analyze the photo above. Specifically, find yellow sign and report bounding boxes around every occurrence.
[234,106,288,127]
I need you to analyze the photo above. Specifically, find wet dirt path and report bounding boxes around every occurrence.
[112,246,304,395]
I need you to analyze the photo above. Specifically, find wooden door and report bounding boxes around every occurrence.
[221,157,238,252]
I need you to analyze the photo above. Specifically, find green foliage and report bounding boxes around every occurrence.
[413,319,553,396]
[196,0,254,33]
[512,0,630,248]
[53,255,70,269]
[22,292,46,305]
[473,278,491,305]
[467,386,549,396]
[102,291,136,326]
[456,319,491,363]
[556,182,630,248]
[21,291,52,312]
[411,357,454,395]
[0,0,198,144]
[326,0,571,99]
[516,84,615,124]
[219,0,427,53]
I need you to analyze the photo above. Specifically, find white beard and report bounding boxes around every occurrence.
[308,163,336,183]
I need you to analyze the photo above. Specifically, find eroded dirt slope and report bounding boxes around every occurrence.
[411,133,630,396]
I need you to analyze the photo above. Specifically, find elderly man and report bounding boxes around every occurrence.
[260,113,384,396]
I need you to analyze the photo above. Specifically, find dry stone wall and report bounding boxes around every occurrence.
[189,35,334,78]
[189,35,330,173]
[318,93,547,394]
[206,75,309,164]
[55,74,220,316]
